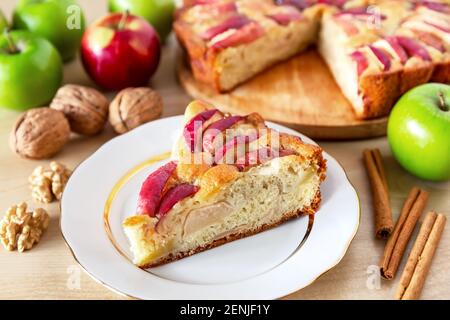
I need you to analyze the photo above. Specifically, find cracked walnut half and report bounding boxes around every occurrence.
[29,162,72,203]
[0,202,49,252]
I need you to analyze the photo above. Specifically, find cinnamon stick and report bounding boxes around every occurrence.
[363,149,393,239]
[395,212,447,300]
[379,187,429,280]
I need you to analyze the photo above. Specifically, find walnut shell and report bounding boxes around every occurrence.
[50,84,109,135]
[109,87,163,134]
[10,108,71,159]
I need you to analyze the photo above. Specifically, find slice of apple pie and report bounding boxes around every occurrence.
[123,100,326,268]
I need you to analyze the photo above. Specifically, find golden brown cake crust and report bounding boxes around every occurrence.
[357,62,441,118]
[359,70,402,119]
[139,189,322,269]
[430,61,450,83]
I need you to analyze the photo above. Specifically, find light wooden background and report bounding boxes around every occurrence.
[0,0,449,300]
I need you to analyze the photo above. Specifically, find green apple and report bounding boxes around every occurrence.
[0,30,63,111]
[388,83,450,181]
[0,10,8,33]
[13,0,85,62]
[108,0,175,43]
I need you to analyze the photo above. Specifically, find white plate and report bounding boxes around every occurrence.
[61,116,360,300]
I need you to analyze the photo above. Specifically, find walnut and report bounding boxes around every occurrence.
[109,87,163,134]
[0,202,49,252]
[29,162,72,203]
[50,84,109,136]
[29,166,53,203]
[49,162,72,200]
[10,108,71,159]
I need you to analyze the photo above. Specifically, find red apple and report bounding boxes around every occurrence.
[137,161,177,217]
[80,12,160,91]
[157,184,199,217]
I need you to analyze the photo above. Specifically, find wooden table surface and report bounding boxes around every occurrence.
[1,0,449,300]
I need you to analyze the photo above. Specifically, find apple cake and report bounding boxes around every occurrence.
[174,0,450,119]
[123,100,326,267]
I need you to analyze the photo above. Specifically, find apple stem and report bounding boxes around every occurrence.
[3,29,19,54]
[438,91,449,112]
[118,10,130,30]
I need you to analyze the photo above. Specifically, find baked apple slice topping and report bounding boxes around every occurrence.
[184,109,222,152]
[267,11,303,26]
[202,115,244,153]
[137,161,178,217]
[200,15,250,40]
[235,147,274,171]
[368,45,391,71]
[333,16,359,36]
[138,106,305,219]
[396,36,432,61]
[350,51,369,76]
[384,36,409,64]
[190,0,237,12]
[336,7,387,20]
[214,134,259,164]
[156,184,199,218]
[424,21,450,34]
[274,0,313,10]
[317,0,347,7]
[207,1,238,14]
[412,30,446,52]
[235,147,294,171]
[210,22,265,49]
[417,1,450,14]
[183,1,237,23]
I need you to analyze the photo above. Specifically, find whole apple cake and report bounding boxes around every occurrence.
[123,100,326,267]
[174,0,450,119]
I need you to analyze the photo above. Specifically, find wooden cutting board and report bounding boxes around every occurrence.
[177,48,388,140]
